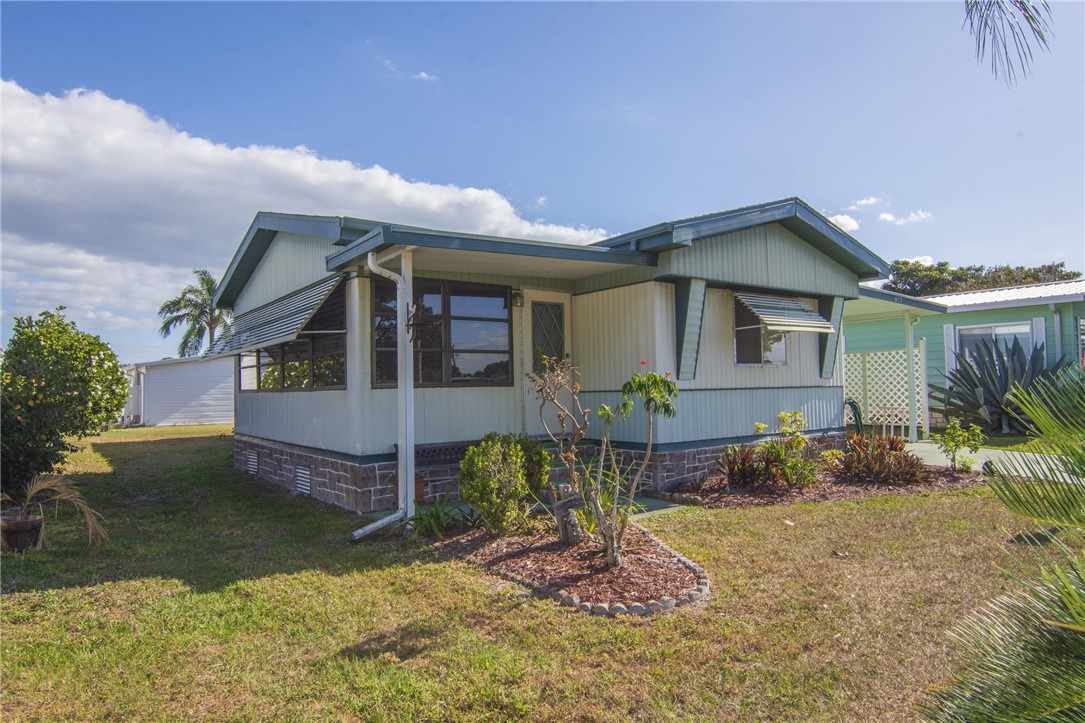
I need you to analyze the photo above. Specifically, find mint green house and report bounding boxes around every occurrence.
[842,279,1085,430]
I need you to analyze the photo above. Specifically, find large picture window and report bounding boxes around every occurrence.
[734,299,787,365]
[239,284,347,391]
[373,278,512,387]
[958,323,1031,360]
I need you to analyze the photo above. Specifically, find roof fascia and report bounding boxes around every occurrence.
[327,225,656,272]
[941,293,1085,313]
[859,286,947,313]
[215,212,344,309]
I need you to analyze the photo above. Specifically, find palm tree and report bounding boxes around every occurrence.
[965,0,1052,84]
[922,367,1085,720]
[158,269,231,357]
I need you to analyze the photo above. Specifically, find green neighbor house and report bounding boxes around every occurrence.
[842,279,1085,431]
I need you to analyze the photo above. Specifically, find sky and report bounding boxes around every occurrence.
[2,1,1083,364]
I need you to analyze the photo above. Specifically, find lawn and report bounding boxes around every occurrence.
[1,426,1037,721]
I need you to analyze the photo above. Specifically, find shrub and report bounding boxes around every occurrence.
[405,498,470,538]
[931,419,986,471]
[835,434,925,486]
[1,309,128,499]
[482,432,552,497]
[458,437,529,535]
[717,444,765,488]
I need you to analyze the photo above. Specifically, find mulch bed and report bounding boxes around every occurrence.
[675,466,985,509]
[434,467,982,611]
[436,525,699,608]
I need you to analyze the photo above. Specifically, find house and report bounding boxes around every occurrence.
[206,198,891,522]
[122,356,235,427]
[843,279,1085,426]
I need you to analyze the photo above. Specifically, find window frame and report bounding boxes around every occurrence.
[733,297,788,367]
[956,321,1032,361]
[371,277,514,389]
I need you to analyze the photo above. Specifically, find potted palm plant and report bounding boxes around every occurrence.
[1,475,108,552]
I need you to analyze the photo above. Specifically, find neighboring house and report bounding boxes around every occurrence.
[843,279,1085,426]
[206,198,890,521]
[122,356,235,427]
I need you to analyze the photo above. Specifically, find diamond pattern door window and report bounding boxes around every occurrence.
[532,302,565,373]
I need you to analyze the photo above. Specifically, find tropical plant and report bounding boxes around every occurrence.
[965,0,1053,85]
[405,498,468,538]
[158,269,232,357]
[932,419,986,472]
[722,411,820,492]
[586,366,679,569]
[1,309,128,499]
[1,474,108,550]
[835,434,926,487]
[922,366,1085,720]
[929,337,1073,434]
[717,444,765,488]
[457,437,529,535]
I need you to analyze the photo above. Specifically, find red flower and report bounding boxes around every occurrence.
[640,360,647,366]
[15,416,22,423]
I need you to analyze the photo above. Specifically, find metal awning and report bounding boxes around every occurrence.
[204,274,343,358]
[735,292,835,333]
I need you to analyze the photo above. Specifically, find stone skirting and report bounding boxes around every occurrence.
[233,436,461,515]
[605,432,848,492]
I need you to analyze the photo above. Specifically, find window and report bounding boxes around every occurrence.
[239,284,347,391]
[958,323,1031,361]
[734,298,787,365]
[373,278,512,387]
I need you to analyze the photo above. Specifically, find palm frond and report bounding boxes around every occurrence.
[965,0,1052,85]
[20,474,108,548]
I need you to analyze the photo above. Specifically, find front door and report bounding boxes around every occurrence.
[522,289,572,437]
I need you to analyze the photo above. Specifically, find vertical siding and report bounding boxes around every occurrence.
[236,390,355,452]
[659,224,857,298]
[233,233,339,315]
[141,358,235,426]
[572,282,665,390]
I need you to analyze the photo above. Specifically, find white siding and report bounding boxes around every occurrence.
[139,357,234,426]
[233,233,339,315]
[572,282,667,390]
[236,389,354,452]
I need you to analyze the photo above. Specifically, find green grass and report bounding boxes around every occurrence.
[974,433,1049,453]
[1,426,1044,721]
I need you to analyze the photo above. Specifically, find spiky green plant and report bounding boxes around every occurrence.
[922,367,1085,720]
[929,338,1073,434]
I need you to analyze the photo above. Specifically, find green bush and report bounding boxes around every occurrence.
[482,432,552,497]
[716,444,765,488]
[458,437,529,535]
[1,309,128,498]
[720,411,819,492]
[835,434,925,486]
[931,419,986,471]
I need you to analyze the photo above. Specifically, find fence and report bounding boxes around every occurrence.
[844,341,929,437]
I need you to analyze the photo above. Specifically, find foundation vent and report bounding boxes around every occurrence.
[246,452,258,476]
[294,466,312,497]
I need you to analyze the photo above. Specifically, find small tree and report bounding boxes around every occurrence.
[158,269,231,357]
[1,309,128,498]
[588,366,678,569]
[931,419,986,471]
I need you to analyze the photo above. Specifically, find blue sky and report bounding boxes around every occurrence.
[2,2,1083,363]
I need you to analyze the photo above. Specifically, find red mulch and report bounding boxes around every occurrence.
[436,525,698,607]
[682,466,985,509]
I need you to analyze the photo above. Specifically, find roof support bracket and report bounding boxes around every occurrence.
[818,296,845,380]
[674,278,707,381]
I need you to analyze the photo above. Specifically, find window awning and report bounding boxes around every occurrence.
[204,274,344,358]
[735,292,835,333]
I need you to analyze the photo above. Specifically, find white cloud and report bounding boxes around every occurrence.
[412,71,438,82]
[533,195,549,209]
[903,255,934,265]
[0,80,607,359]
[828,214,860,233]
[878,210,933,225]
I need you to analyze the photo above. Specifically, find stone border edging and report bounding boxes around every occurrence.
[445,525,711,618]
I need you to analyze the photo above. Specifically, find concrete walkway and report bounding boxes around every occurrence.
[906,441,1053,470]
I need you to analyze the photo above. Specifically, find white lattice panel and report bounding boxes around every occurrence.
[844,347,926,431]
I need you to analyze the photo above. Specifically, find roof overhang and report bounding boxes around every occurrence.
[326,224,654,279]
[843,286,947,323]
[936,294,1085,313]
[593,197,891,281]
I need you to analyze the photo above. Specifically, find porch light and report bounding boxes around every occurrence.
[510,290,525,308]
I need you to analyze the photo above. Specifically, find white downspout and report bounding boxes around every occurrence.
[351,249,415,541]
[906,313,919,442]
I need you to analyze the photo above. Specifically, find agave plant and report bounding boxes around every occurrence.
[929,337,1074,434]
[922,367,1085,720]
